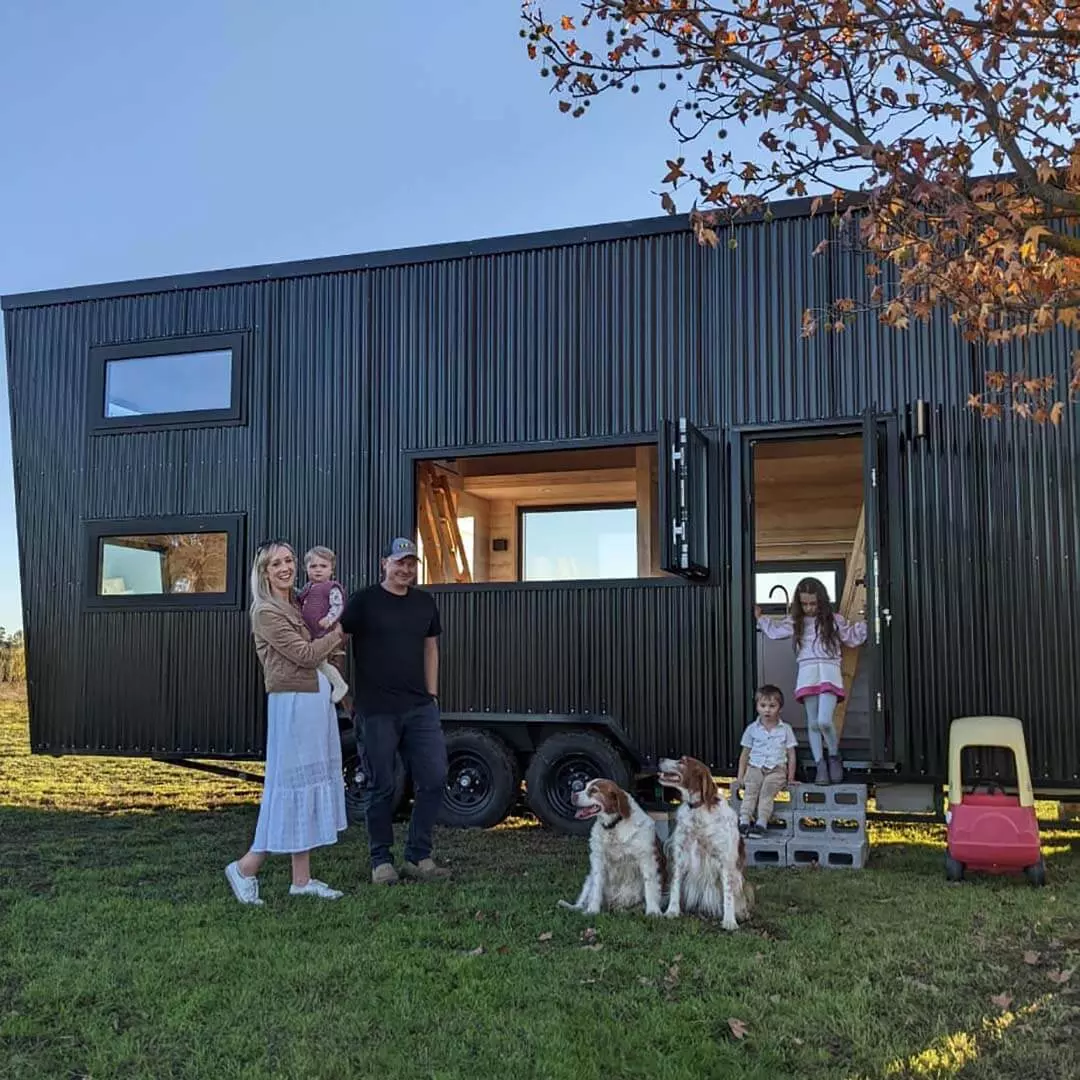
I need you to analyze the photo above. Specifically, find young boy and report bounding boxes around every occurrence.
[735,684,798,838]
[296,546,350,706]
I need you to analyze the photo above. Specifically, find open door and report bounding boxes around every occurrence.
[658,417,710,580]
[861,410,902,763]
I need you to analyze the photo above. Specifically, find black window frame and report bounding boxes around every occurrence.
[517,501,639,583]
[87,331,248,435]
[83,513,246,612]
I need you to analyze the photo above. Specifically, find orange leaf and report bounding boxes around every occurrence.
[558,101,571,113]
[728,1018,749,1040]
[1050,402,1066,425]
[561,15,575,31]
[663,159,686,185]
[1047,969,1073,985]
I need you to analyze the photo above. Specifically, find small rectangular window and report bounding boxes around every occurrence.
[84,515,244,610]
[754,563,846,613]
[88,332,246,433]
[521,505,638,582]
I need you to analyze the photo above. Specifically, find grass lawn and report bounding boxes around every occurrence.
[1,683,1078,1080]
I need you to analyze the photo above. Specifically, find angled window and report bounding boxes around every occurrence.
[88,332,246,433]
[84,515,245,611]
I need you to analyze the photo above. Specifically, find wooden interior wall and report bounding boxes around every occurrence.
[753,437,863,562]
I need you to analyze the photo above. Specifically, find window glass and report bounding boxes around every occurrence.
[104,350,232,417]
[98,533,229,596]
[754,568,840,609]
[521,507,637,582]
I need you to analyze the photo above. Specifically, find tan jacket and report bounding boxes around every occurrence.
[251,597,342,694]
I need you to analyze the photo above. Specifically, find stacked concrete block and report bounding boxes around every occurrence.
[786,783,870,869]
[728,785,794,868]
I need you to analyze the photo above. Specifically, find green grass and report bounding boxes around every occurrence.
[1,683,1078,1080]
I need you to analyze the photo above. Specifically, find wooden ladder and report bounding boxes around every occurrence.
[417,463,472,584]
[833,504,866,740]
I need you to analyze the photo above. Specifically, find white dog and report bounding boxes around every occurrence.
[656,755,753,931]
[558,778,665,916]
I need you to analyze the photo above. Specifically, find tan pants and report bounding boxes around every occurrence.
[742,765,787,825]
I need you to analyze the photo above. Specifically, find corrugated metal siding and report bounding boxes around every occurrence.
[4,212,1079,785]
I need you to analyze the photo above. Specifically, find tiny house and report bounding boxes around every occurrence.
[4,199,1078,834]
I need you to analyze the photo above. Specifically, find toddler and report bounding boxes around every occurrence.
[296,545,349,705]
[735,685,797,837]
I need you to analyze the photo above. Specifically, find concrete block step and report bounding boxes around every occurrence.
[786,836,870,870]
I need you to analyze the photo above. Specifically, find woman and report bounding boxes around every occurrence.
[225,540,348,904]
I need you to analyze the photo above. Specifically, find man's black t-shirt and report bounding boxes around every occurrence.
[340,584,441,717]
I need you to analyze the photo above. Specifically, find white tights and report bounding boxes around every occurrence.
[804,692,839,761]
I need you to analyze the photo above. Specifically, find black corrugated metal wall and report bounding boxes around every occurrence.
[4,209,1078,785]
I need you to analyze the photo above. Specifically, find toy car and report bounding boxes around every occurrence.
[944,715,1045,886]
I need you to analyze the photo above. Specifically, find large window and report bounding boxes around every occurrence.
[88,332,246,433]
[84,515,244,610]
[520,506,637,581]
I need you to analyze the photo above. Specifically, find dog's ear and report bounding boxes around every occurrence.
[614,785,631,820]
[691,759,718,807]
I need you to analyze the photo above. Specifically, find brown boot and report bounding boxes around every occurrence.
[371,863,400,886]
[402,858,451,881]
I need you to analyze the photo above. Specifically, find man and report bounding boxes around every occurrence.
[340,536,450,884]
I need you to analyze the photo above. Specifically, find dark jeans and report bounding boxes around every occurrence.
[362,701,447,868]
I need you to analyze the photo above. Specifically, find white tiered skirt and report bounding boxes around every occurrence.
[252,672,347,854]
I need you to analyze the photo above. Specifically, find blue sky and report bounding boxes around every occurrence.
[0,0,744,632]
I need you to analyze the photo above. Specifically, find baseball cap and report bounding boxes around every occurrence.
[382,536,419,561]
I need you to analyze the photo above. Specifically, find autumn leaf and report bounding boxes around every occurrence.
[663,158,687,185]
[538,931,554,942]
[1047,969,1074,985]
[727,1018,749,1040]
[558,101,571,114]
[1022,951,1041,965]
[581,927,598,943]
[560,15,575,31]
[990,993,1013,1011]
[497,945,511,955]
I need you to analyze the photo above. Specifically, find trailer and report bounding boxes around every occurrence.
[4,199,1078,835]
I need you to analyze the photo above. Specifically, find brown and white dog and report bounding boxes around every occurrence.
[656,756,753,930]
[558,778,665,916]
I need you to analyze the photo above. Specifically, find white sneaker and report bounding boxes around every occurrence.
[225,861,264,906]
[289,879,343,900]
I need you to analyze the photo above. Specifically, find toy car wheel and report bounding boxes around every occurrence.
[1024,856,1047,887]
[945,854,965,882]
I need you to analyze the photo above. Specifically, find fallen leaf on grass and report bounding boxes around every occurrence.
[791,1036,805,1047]
[728,1018,749,1040]
[466,946,486,957]
[1023,951,1041,965]
[538,931,553,942]
[474,911,485,921]
[497,945,510,956]
[582,927,598,943]
[990,993,1013,1011]
[1047,969,1074,985]
[581,943,604,952]
[769,994,782,1005]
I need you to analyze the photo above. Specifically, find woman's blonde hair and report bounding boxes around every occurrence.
[249,541,296,615]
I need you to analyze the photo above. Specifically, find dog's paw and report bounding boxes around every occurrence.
[722,918,739,932]
[663,907,681,919]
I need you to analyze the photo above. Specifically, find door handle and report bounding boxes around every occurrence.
[882,607,892,627]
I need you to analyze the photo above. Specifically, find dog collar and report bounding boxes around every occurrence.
[601,818,619,830]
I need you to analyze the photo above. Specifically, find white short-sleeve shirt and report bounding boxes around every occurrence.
[740,719,798,770]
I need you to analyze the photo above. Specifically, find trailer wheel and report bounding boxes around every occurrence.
[524,730,632,836]
[945,854,965,882]
[438,728,521,829]
[1024,856,1047,887]
[343,749,406,827]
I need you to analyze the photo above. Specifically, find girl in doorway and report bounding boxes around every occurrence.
[754,577,867,785]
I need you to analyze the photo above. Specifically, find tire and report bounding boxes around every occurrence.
[343,748,406,827]
[524,730,632,837]
[1024,856,1047,887]
[945,854,965,882]
[438,728,521,829]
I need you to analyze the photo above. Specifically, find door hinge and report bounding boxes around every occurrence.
[876,691,884,713]
[871,466,878,488]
